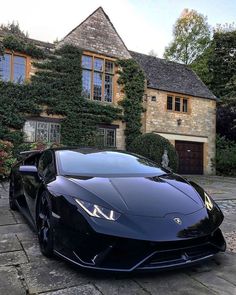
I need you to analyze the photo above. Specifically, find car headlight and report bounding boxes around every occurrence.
[204,192,214,211]
[75,199,121,221]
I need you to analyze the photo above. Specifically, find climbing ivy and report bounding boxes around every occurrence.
[32,45,122,146]
[0,32,144,153]
[1,35,46,59]
[117,59,145,148]
[0,81,41,147]
[0,33,46,148]
[0,42,122,151]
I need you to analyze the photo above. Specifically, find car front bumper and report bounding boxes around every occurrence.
[51,194,226,272]
[53,226,226,272]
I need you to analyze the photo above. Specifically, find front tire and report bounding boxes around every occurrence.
[36,192,54,257]
[9,176,18,211]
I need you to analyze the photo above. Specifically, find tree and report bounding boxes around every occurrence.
[148,49,158,57]
[164,9,211,64]
[208,28,236,98]
[217,75,236,140]
[190,43,213,86]
[204,27,236,140]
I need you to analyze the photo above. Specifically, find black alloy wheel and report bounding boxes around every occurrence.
[37,192,54,257]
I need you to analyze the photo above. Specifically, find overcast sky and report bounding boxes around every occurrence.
[0,0,235,57]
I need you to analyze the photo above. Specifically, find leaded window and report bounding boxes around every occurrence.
[82,54,114,102]
[13,56,26,83]
[23,120,60,143]
[82,70,91,99]
[49,123,61,143]
[93,72,102,101]
[82,55,92,69]
[97,128,116,147]
[0,53,26,83]
[0,53,11,81]
[94,58,103,72]
[105,74,113,102]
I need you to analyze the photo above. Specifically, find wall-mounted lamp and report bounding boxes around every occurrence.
[177,118,182,126]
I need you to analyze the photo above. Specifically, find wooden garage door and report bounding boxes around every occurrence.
[175,141,203,175]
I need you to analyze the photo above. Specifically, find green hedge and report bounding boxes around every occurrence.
[216,135,236,176]
[129,133,179,171]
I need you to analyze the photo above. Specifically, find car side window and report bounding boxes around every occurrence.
[23,154,39,166]
[38,151,55,179]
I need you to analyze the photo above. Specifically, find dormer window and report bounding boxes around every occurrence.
[0,52,28,83]
[82,54,114,102]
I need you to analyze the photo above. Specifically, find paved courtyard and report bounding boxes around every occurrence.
[0,176,236,295]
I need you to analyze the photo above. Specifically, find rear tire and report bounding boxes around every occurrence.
[9,176,18,211]
[36,192,54,257]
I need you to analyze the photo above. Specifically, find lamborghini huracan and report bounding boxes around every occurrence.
[9,148,226,271]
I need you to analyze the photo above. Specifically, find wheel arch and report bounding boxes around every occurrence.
[35,186,48,221]
[35,185,57,223]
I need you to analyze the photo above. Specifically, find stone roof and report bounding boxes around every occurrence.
[57,7,131,59]
[0,11,216,100]
[130,51,216,100]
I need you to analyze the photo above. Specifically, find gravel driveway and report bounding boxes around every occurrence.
[0,176,236,295]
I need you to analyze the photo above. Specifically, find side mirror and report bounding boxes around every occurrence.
[19,165,38,175]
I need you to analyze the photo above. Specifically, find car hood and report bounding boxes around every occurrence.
[60,174,205,218]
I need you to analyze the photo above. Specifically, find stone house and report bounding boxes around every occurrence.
[0,7,216,175]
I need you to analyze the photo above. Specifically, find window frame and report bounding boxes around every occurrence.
[23,119,61,143]
[0,50,30,83]
[97,127,116,148]
[166,94,190,114]
[81,51,116,103]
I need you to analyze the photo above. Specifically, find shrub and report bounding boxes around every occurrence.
[0,140,16,181]
[129,133,179,171]
[216,135,236,176]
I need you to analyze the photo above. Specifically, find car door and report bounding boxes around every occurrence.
[23,150,56,218]
[37,150,56,182]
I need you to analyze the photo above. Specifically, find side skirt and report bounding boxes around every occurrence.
[15,200,37,232]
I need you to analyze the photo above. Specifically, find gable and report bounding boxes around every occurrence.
[58,7,131,59]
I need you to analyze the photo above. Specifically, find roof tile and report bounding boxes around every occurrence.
[130,51,216,100]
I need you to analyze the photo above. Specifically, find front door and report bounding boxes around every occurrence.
[175,141,203,174]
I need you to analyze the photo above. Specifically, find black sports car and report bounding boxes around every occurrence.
[9,148,226,272]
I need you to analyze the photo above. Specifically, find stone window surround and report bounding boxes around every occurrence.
[23,118,61,143]
[0,50,31,83]
[81,50,116,103]
[166,93,191,114]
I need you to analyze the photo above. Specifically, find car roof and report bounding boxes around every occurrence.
[21,147,118,156]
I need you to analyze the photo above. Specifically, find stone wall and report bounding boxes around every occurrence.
[58,7,131,59]
[114,120,126,150]
[143,88,216,174]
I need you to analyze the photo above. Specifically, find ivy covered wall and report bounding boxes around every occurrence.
[117,59,145,148]
[0,33,145,151]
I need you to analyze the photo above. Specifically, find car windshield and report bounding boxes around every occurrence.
[56,150,167,177]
